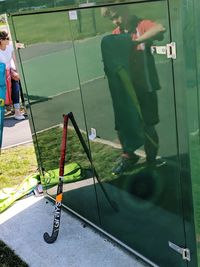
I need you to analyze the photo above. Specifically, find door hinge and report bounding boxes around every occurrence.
[168,241,190,262]
[151,42,176,59]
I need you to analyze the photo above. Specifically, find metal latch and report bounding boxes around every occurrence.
[168,241,190,261]
[151,42,176,59]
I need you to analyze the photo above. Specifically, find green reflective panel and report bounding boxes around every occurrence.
[71,2,187,266]
[183,0,200,264]
[11,11,99,223]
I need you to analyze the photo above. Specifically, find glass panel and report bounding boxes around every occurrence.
[0,0,146,14]
[71,2,187,266]
[183,0,200,264]
[11,11,99,224]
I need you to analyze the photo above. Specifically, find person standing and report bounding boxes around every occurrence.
[0,31,25,120]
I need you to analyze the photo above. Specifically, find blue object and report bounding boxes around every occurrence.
[0,63,6,149]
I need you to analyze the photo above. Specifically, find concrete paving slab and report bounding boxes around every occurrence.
[0,196,148,267]
[2,117,33,149]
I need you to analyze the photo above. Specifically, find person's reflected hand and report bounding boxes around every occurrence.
[134,39,141,45]
[135,24,166,43]
[11,68,20,81]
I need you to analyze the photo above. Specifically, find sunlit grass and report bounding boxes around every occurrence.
[0,240,28,267]
[0,144,38,190]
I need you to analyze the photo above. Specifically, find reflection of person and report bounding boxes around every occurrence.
[0,31,25,120]
[101,7,165,175]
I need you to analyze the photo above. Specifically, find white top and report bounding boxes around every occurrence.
[0,42,14,69]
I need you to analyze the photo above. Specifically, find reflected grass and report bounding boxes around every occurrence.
[36,126,121,181]
[12,2,166,45]
[13,9,113,45]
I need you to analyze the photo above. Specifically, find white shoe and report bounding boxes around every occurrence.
[14,114,25,120]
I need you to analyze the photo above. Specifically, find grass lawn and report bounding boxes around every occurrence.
[0,144,37,266]
[0,240,28,267]
[0,144,38,190]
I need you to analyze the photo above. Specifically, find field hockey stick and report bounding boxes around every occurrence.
[68,112,118,212]
[43,114,69,244]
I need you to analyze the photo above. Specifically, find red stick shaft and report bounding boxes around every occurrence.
[59,114,68,177]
